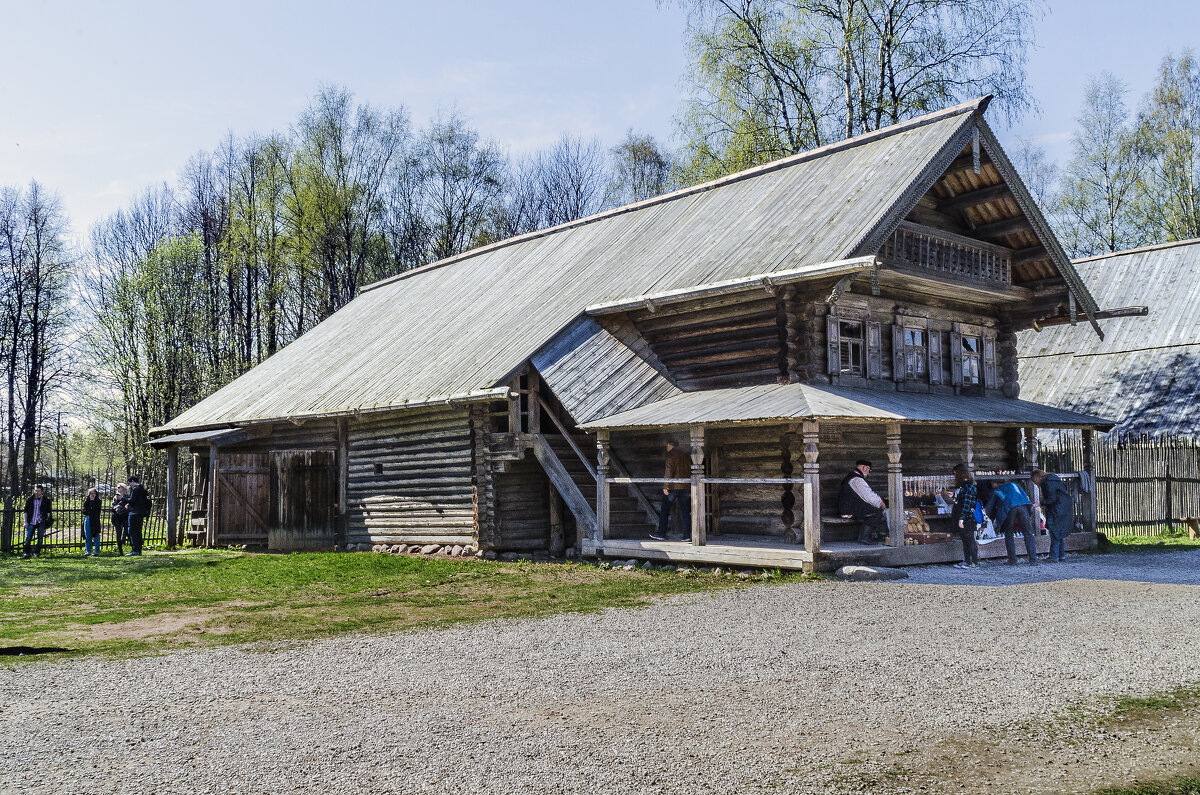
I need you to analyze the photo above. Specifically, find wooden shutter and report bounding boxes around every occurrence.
[927,325,943,385]
[866,321,882,379]
[950,326,964,386]
[983,332,998,389]
[892,324,905,382]
[826,314,840,375]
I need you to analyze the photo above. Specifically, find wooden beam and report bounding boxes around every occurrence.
[942,151,989,179]
[886,423,904,548]
[937,183,1012,213]
[207,445,218,548]
[1081,429,1097,534]
[1012,245,1052,268]
[165,447,178,549]
[689,426,707,546]
[337,418,349,550]
[875,265,1033,305]
[973,214,1034,240]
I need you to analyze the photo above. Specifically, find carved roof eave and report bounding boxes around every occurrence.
[849,110,1104,341]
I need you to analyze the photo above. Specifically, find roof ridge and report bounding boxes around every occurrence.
[1072,237,1200,263]
[361,96,992,294]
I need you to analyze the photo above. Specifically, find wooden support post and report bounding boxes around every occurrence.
[886,423,904,547]
[337,418,349,550]
[548,481,564,555]
[508,377,522,434]
[963,424,974,475]
[690,426,707,546]
[527,374,541,436]
[1081,428,1097,533]
[207,444,219,548]
[1025,426,1040,525]
[596,431,611,544]
[802,420,821,554]
[165,447,179,549]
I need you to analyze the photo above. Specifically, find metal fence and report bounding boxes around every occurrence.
[1040,436,1200,535]
[8,497,180,553]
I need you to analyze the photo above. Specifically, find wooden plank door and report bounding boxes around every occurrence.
[215,453,270,546]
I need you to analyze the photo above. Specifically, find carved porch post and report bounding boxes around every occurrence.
[689,426,707,546]
[963,424,974,475]
[596,431,611,544]
[802,420,821,554]
[1081,428,1097,534]
[886,423,904,547]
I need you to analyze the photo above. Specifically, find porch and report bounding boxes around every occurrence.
[577,382,1111,572]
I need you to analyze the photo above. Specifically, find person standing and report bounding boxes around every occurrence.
[82,487,104,557]
[22,485,53,559]
[124,475,151,556]
[650,438,692,541]
[838,460,888,545]
[111,484,130,556]
[949,463,980,569]
[1032,469,1074,562]
[986,479,1037,565]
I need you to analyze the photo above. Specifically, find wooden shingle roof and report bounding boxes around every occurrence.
[1019,239,1200,439]
[157,98,1095,435]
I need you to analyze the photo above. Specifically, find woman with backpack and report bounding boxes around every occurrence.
[949,463,980,569]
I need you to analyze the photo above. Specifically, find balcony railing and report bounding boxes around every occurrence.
[880,222,1012,286]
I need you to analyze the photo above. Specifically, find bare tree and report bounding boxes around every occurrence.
[610,131,674,204]
[418,112,506,260]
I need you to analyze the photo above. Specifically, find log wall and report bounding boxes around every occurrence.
[345,406,477,547]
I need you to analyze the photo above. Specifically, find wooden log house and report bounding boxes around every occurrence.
[151,97,1119,570]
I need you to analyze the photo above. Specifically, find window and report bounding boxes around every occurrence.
[901,328,927,380]
[962,336,982,385]
[839,321,864,376]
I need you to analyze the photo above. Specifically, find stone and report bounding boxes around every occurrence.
[483,550,497,560]
[564,547,576,558]
[498,552,520,562]
[836,565,909,582]
[712,568,724,576]
[372,545,383,553]
[450,545,463,557]
[421,544,441,555]
[461,546,474,556]
[624,559,639,568]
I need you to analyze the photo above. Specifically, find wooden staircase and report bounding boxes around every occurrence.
[540,429,659,539]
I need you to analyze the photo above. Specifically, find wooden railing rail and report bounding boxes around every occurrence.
[880,223,1012,285]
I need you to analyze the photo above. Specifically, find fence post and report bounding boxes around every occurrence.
[1165,464,1174,533]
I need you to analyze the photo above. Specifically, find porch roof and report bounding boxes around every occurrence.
[579,382,1113,431]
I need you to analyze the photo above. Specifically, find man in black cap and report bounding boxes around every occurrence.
[124,475,152,556]
[838,460,888,545]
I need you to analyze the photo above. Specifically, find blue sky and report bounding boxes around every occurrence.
[2,0,1198,242]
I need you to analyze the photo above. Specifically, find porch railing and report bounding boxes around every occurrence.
[879,223,1011,285]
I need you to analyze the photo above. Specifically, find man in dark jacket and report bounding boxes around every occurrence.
[22,485,53,559]
[124,475,152,556]
[1032,469,1074,562]
[651,438,692,541]
[838,460,888,545]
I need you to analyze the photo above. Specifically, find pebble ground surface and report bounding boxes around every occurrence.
[2,549,1199,794]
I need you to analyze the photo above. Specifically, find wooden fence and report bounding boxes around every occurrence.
[6,496,187,554]
[1039,436,1200,535]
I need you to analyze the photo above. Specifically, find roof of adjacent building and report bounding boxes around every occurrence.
[579,382,1111,431]
[1019,239,1200,439]
[156,98,1096,435]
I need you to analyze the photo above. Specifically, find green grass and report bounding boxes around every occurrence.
[1095,777,1200,795]
[0,549,809,661]
[1100,530,1200,551]
[1105,685,1200,724]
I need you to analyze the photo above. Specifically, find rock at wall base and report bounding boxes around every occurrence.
[836,565,909,582]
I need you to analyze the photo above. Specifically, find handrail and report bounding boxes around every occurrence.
[606,477,809,485]
[535,396,595,480]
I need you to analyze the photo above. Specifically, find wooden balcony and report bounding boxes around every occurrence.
[880,221,1012,286]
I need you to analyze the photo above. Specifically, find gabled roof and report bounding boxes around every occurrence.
[156,98,1097,435]
[1019,239,1200,439]
[578,382,1111,431]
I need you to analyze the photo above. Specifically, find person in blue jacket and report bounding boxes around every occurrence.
[1032,469,1074,562]
[985,479,1038,566]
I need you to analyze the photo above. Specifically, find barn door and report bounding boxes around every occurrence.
[215,453,270,546]
[271,451,338,549]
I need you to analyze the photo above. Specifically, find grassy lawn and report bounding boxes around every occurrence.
[0,550,803,661]
[1101,530,1200,551]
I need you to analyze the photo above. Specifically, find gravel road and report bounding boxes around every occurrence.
[2,549,1199,794]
